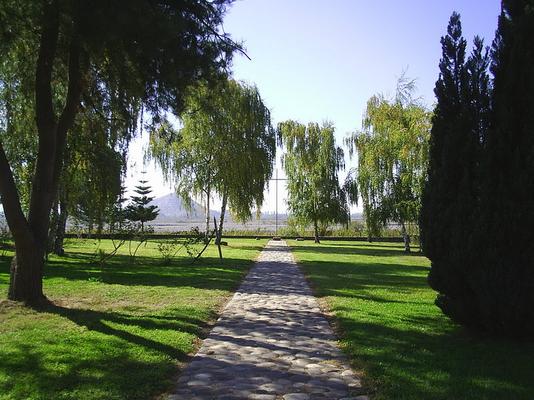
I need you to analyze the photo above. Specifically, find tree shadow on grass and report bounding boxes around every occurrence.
[300,259,430,298]
[291,242,419,257]
[42,253,253,291]
[44,303,202,362]
[0,301,216,398]
[0,339,178,400]
[334,314,534,399]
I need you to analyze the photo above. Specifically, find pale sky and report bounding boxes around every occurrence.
[125,0,501,213]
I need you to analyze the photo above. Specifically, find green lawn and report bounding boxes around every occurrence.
[288,240,534,400]
[0,238,266,400]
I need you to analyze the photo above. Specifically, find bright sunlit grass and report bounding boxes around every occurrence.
[0,238,266,400]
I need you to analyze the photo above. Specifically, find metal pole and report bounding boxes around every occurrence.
[275,168,278,236]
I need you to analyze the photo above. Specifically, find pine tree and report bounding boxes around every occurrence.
[125,176,159,233]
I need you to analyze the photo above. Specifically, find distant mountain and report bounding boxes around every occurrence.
[351,212,364,221]
[149,193,219,223]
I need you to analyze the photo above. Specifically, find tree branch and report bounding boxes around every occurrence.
[34,0,59,137]
[55,34,83,185]
[27,0,60,240]
[0,141,31,242]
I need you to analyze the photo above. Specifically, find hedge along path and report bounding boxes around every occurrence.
[171,240,369,400]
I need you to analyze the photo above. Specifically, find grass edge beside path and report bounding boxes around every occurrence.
[288,239,534,400]
[0,238,267,400]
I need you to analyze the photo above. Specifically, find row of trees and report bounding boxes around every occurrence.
[421,2,534,336]
[0,0,239,304]
[279,2,534,338]
[4,1,529,340]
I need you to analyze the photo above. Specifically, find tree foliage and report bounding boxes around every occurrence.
[421,4,534,336]
[0,0,238,304]
[278,121,348,243]
[346,76,431,250]
[149,79,275,240]
[420,12,491,329]
[125,177,159,234]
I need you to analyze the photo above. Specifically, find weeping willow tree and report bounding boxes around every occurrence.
[149,79,275,241]
[278,121,349,243]
[346,77,431,251]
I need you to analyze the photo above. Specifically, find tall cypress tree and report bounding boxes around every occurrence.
[423,2,534,336]
[473,0,534,335]
[420,12,469,308]
[420,13,491,328]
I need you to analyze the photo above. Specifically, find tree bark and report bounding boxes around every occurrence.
[214,216,222,260]
[8,239,45,304]
[215,191,228,245]
[313,219,320,244]
[204,185,211,241]
[0,142,41,303]
[401,221,411,253]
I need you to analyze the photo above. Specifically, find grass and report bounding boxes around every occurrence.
[0,238,267,400]
[288,240,534,400]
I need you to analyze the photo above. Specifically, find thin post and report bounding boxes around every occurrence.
[275,168,278,236]
[270,168,286,238]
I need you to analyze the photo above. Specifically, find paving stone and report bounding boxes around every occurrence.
[283,394,310,400]
[249,395,277,400]
[172,240,363,399]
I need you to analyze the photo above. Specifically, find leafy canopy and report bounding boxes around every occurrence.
[278,120,349,236]
[149,79,275,222]
[346,76,431,237]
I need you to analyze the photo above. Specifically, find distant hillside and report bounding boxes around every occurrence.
[148,193,361,224]
[149,193,219,223]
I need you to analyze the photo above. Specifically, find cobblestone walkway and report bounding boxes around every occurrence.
[171,240,367,400]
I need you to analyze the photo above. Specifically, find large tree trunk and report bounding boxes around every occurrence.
[401,221,411,253]
[313,219,320,244]
[215,191,228,245]
[8,240,46,305]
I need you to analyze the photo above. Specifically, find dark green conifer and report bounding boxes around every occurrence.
[420,12,470,303]
[125,176,159,233]
[472,0,534,335]
[420,13,491,328]
[423,2,534,336]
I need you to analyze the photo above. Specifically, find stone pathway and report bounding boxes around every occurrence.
[171,240,368,400]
